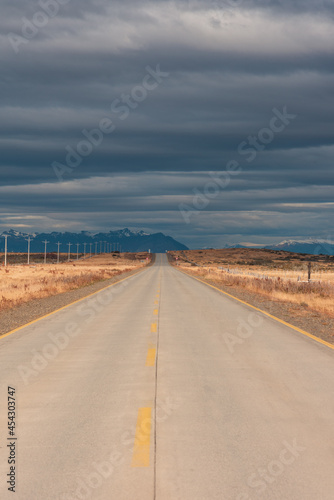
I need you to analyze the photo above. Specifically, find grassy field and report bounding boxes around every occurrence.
[169,248,334,317]
[0,252,151,312]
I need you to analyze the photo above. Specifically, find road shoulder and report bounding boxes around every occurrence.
[175,266,334,346]
[0,266,146,336]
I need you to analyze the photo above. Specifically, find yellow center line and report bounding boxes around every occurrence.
[154,300,159,304]
[132,408,152,467]
[145,347,156,367]
[153,308,158,315]
[151,323,157,333]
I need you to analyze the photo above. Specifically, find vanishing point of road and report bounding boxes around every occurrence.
[1,254,334,499]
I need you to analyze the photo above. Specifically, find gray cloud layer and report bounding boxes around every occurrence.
[1,0,333,247]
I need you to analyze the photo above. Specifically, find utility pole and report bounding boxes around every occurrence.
[4,235,8,267]
[95,242,98,255]
[83,243,87,258]
[56,242,61,264]
[89,243,92,255]
[26,237,31,265]
[43,240,49,264]
[76,243,80,260]
[68,243,72,261]
[104,241,106,253]
[99,241,102,254]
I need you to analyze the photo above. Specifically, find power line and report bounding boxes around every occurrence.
[67,242,72,261]
[26,237,31,265]
[3,235,8,267]
[43,240,49,264]
[56,242,61,264]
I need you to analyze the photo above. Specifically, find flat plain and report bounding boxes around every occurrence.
[0,252,150,314]
[169,248,334,341]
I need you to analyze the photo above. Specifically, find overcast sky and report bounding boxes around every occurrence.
[1,0,333,248]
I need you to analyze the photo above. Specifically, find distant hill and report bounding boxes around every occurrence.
[265,239,334,256]
[223,244,247,249]
[0,228,188,253]
[200,244,246,250]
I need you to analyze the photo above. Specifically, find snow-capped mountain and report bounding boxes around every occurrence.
[0,228,188,253]
[265,239,334,255]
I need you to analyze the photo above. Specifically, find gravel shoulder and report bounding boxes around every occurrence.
[0,266,148,336]
[178,268,334,345]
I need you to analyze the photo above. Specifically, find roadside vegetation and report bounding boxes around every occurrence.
[0,252,151,312]
[169,249,334,317]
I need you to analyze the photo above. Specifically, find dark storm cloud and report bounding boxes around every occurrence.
[1,0,334,246]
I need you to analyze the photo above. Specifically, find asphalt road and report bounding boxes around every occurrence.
[1,253,334,499]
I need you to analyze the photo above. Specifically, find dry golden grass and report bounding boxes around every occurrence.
[169,249,334,318]
[180,262,334,285]
[183,267,334,316]
[170,248,334,271]
[0,253,150,312]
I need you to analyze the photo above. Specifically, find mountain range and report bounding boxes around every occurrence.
[0,228,188,253]
[202,240,334,256]
[2,231,332,255]
[264,239,334,256]
[223,239,334,255]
